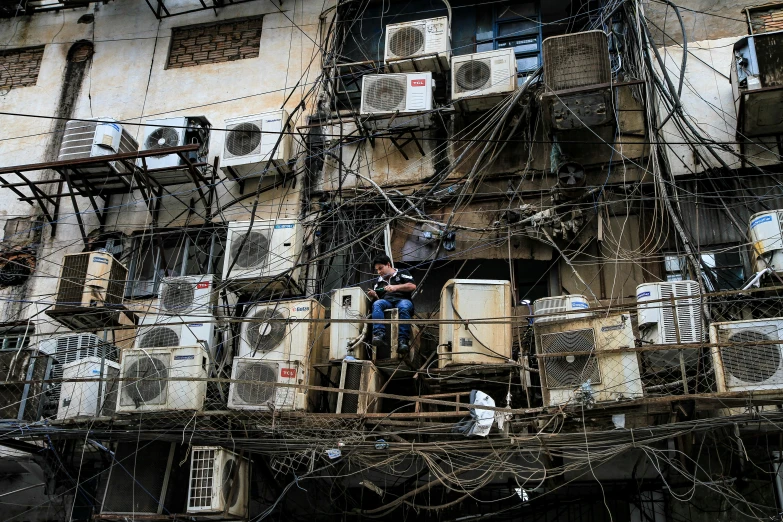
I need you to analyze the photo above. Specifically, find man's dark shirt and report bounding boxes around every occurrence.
[373,269,416,300]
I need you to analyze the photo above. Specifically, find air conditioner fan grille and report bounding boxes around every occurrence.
[230,230,270,270]
[122,356,169,406]
[455,60,491,92]
[388,25,425,58]
[235,362,276,404]
[720,328,781,384]
[161,278,196,313]
[539,328,600,388]
[226,122,262,157]
[364,76,407,112]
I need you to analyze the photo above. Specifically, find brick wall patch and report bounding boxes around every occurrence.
[0,46,45,91]
[167,17,263,69]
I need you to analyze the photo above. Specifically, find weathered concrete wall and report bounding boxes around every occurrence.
[643,0,750,45]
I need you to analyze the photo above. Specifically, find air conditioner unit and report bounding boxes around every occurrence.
[0,348,55,421]
[135,314,215,353]
[533,295,591,324]
[227,358,310,411]
[384,17,449,72]
[187,446,250,518]
[56,357,119,420]
[438,279,512,368]
[360,72,433,115]
[542,31,611,92]
[710,318,783,392]
[730,31,783,136]
[541,31,613,130]
[336,359,382,414]
[51,252,128,312]
[329,287,370,360]
[451,48,517,111]
[157,274,219,315]
[239,298,324,362]
[100,441,190,515]
[116,345,208,413]
[57,118,138,176]
[534,314,643,406]
[138,116,211,169]
[749,210,783,274]
[40,333,119,406]
[222,110,292,179]
[222,219,303,288]
[636,281,702,344]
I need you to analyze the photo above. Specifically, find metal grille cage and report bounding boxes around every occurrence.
[188,447,216,510]
[161,278,196,313]
[543,31,611,91]
[659,281,702,344]
[230,230,270,269]
[139,327,180,349]
[388,25,425,58]
[455,59,491,93]
[245,308,287,354]
[120,355,169,406]
[719,326,782,384]
[539,328,600,388]
[225,122,262,158]
[56,253,89,308]
[341,362,363,414]
[50,335,117,402]
[145,127,181,156]
[235,361,276,404]
[107,257,128,306]
[364,75,407,112]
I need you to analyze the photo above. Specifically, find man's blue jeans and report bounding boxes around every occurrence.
[372,298,413,341]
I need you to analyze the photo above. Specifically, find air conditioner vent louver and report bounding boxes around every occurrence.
[139,327,180,349]
[341,362,363,414]
[225,122,262,158]
[230,231,270,269]
[539,328,599,388]
[455,60,491,92]
[122,356,169,405]
[543,31,611,91]
[145,127,181,155]
[235,361,276,404]
[246,309,286,353]
[388,25,425,58]
[363,75,407,112]
[160,279,196,313]
[222,458,240,507]
[720,327,781,384]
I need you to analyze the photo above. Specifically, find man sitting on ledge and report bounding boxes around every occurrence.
[367,254,416,355]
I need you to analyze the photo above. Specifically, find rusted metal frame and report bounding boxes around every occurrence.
[4,172,55,226]
[13,170,57,207]
[57,168,89,246]
[145,0,170,17]
[224,166,246,195]
[0,174,34,203]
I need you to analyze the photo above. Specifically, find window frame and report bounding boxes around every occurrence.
[476,1,543,79]
[663,248,747,291]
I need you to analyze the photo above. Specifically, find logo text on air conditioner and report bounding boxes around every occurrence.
[93,257,109,264]
[637,291,651,299]
[751,215,773,229]
[196,282,210,289]
[281,368,296,378]
[571,302,589,309]
[411,79,426,87]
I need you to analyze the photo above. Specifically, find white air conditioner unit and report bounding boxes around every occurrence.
[139,116,211,169]
[710,318,783,392]
[40,333,119,406]
[157,274,218,315]
[636,281,703,345]
[58,118,139,175]
[438,279,512,367]
[51,252,128,311]
[116,345,208,413]
[533,295,591,324]
[329,287,370,360]
[187,446,250,518]
[360,72,433,115]
[749,210,783,274]
[336,359,382,414]
[222,219,303,287]
[384,17,449,72]
[56,357,119,420]
[534,314,643,406]
[135,314,215,353]
[451,48,517,111]
[227,358,310,411]
[222,110,292,179]
[542,31,611,92]
[239,298,324,362]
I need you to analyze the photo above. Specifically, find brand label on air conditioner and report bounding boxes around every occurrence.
[93,256,109,264]
[196,282,210,289]
[174,355,195,360]
[571,302,589,309]
[188,323,204,328]
[459,338,473,347]
[292,306,310,312]
[275,224,295,229]
[751,215,773,229]
[637,291,651,299]
[411,79,426,87]
[280,367,297,378]
[100,122,121,132]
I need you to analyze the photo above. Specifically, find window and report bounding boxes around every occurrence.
[125,226,225,298]
[664,249,746,291]
[166,17,262,69]
[0,325,32,351]
[0,46,44,92]
[476,2,542,79]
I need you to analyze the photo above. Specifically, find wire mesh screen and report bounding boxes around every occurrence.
[54,253,88,308]
[539,328,599,388]
[340,362,363,414]
[543,31,611,91]
[188,447,216,510]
